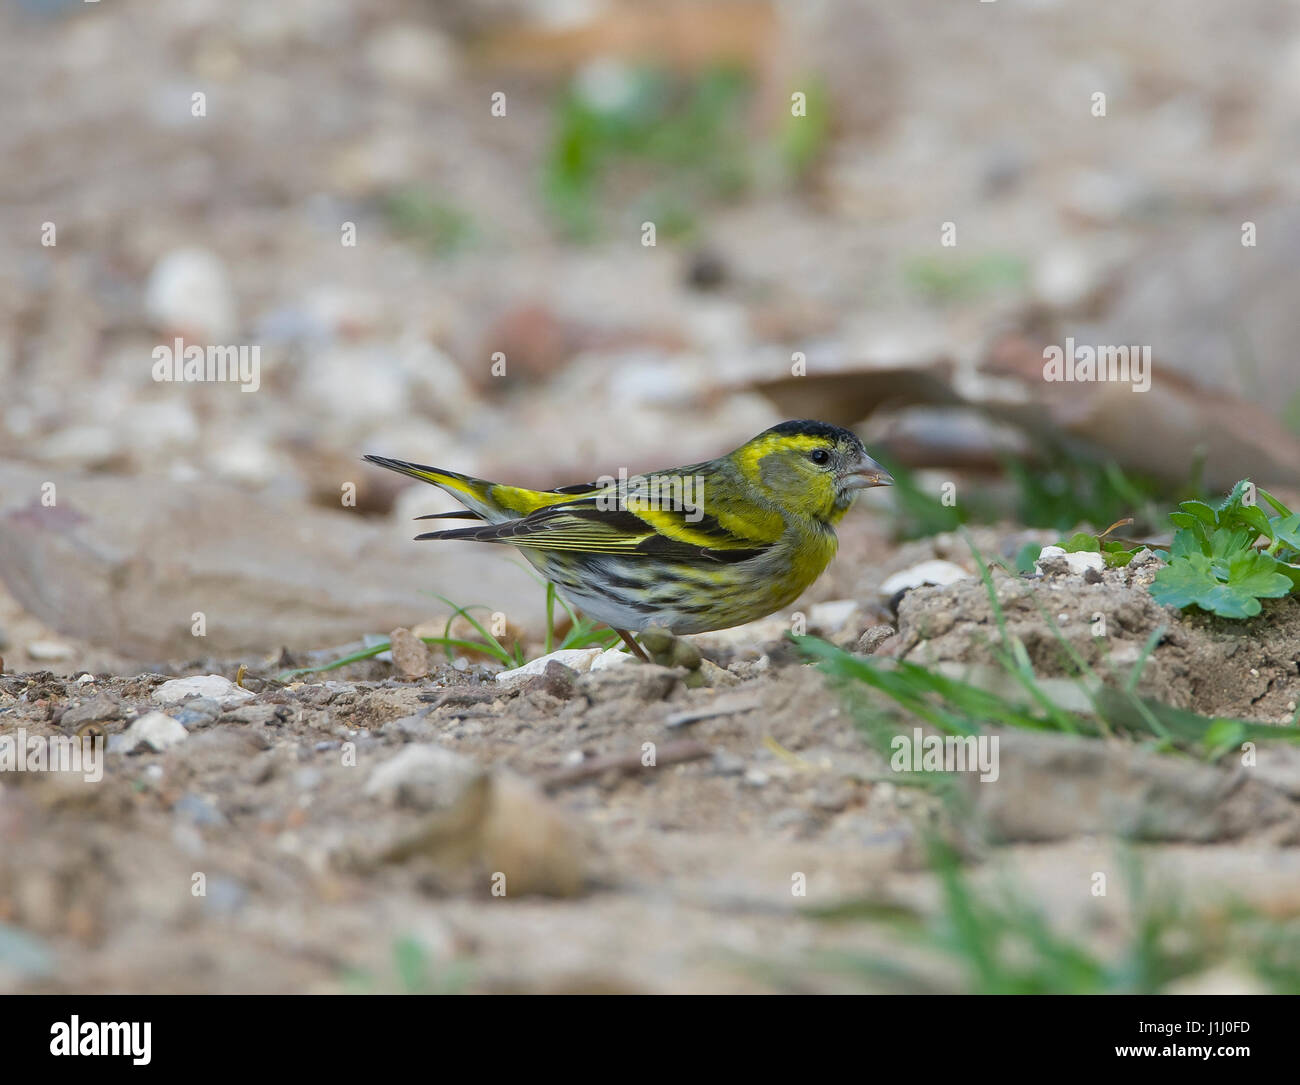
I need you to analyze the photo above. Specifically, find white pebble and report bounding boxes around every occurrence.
[1035,546,1105,576]
[590,647,635,671]
[880,560,970,596]
[26,640,76,662]
[153,675,254,710]
[496,648,603,685]
[116,711,188,753]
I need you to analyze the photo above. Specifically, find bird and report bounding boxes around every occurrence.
[364,420,892,661]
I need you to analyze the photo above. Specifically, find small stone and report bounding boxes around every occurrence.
[742,769,770,788]
[32,425,121,467]
[420,686,495,708]
[389,627,431,679]
[691,617,790,652]
[855,625,897,655]
[365,744,482,810]
[522,659,580,700]
[172,697,222,729]
[385,714,436,740]
[201,876,248,918]
[768,809,815,832]
[294,768,323,791]
[590,647,635,671]
[807,600,863,635]
[711,751,746,776]
[220,703,291,727]
[880,560,969,597]
[0,923,55,980]
[363,22,455,91]
[1032,243,1108,312]
[26,640,76,662]
[812,784,852,812]
[726,655,771,680]
[115,711,188,753]
[173,793,226,827]
[478,774,586,897]
[144,247,236,340]
[689,659,739,688]
[153,675,254,710]
[1035,546,1105,577]
[61,693,125,729]
[686,248,728,290]
[378,772,586,898]
[496,648,602,686]
[579,663,679,704]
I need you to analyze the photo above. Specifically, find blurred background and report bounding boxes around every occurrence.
[3,0,1300,999]
[4,0,1300,666]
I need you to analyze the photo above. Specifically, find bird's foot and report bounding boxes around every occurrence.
[636,627,711,687]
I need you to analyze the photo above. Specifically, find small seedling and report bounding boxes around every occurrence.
[1150,480,1300,618]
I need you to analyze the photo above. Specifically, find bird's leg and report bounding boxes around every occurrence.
[616,629,650,663]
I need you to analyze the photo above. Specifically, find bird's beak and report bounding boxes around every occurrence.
[843,452,893,490]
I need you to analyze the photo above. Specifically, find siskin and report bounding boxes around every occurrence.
[365,420,892,659]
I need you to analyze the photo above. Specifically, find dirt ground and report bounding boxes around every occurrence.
[4,525,1299,994]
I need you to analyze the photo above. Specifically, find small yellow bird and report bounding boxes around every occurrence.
[365,420,892,659]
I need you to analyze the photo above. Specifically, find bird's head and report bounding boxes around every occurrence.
[730,420,893,522]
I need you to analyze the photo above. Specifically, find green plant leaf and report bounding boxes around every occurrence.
[1154,549,1290,618]
[1175,500,1217,525]
[1258,487,1293,518]
[1271,513,1300,550]
[1050,532,1135,567]
[1216,551,1293,611]
[1208,525,1254,561]
[1232,503,1274,541]
[1275,562,1300,590]
[1100,541,1138,567]
[1169,527,1208,560]
[1150,552,1219,611]
[1014,542,1042,574]
[1059,532,1100,553]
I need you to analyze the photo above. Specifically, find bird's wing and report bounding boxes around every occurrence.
[415,498,771,563]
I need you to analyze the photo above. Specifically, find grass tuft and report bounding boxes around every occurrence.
[276,583,619,682]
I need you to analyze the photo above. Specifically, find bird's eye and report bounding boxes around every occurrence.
[810,448,830,465]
